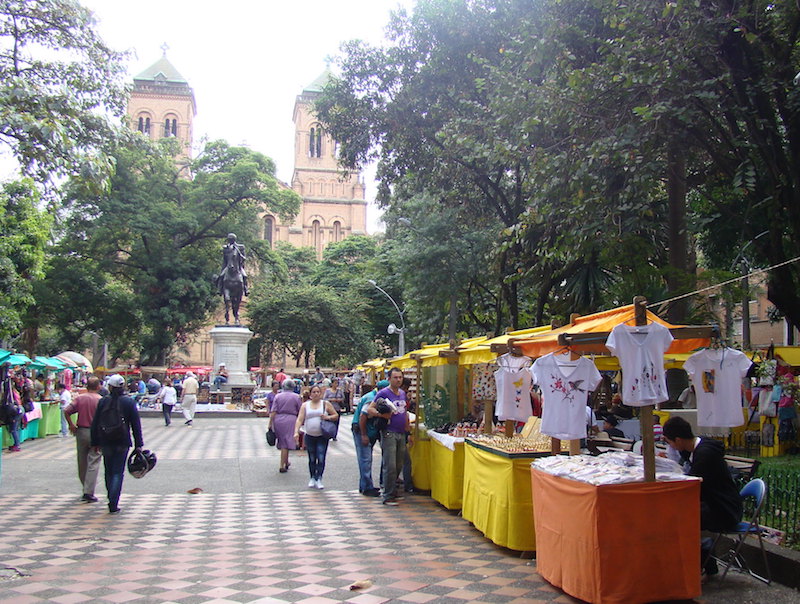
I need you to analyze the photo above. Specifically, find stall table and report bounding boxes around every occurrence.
[409,437,431,491]
[427,431,465,510]
[38,400,62,437]
[530,468,701,604]
[462,439,545,551]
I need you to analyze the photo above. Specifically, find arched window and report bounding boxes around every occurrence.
[163,116,177,137]
[136,115,151,135]
[333,221,342,242]
[264,216,274,248]
[312,220,321,250]
[309,125,322,158]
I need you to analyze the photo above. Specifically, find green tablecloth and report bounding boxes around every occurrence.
[3,418,40,447]
[39,401,62,437]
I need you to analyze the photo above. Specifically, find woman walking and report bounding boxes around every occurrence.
[323,377,344,439]
[269,379,302,473]
[294,385,338,489]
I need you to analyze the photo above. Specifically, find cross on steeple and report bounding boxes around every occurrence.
[161,42,169,56]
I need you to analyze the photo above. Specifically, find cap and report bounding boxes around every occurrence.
[219,363,226,367]
[376,379,390,388]
[107,374,125,388]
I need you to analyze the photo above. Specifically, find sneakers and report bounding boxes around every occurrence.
[315,479,324,490]
[81,494,98,503]
[381,497,399,506]
[308,478,317,488]
[362,489,381,497]
[184,420,193,426]
[108,507,121,514]
[8,445,20,452]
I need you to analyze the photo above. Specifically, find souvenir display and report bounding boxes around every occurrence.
[468,432,569,454]
[471,363,496,400]
[494,353,533,421]
[532,450,691,485]
[605,322,673,406]
[683,347,752,427]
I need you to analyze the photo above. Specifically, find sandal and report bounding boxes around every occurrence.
[279,466,287,473]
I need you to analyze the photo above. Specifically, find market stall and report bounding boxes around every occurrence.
[530,457,701,604]
[427,430,465,509]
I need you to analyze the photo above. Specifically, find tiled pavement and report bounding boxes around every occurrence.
[0,417,794,603]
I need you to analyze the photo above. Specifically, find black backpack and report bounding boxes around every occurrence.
[96,396,127,441]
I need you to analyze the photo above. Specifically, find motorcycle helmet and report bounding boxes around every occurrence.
[127,448,157,478]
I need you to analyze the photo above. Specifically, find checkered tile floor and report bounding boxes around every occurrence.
[0,417,790,603]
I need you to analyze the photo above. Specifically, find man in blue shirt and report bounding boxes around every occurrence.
[352,379,389,496]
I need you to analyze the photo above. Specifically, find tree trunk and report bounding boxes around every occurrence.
[666,141,692,324]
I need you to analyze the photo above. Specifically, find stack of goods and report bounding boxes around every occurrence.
[469,432,569,454]
[532,451,691,485]
[433,414,481,435]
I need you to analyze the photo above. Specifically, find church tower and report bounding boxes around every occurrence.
[262,68,367,258]
[126,48,196,159]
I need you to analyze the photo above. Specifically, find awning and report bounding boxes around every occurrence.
[512,305,709,358]
[3,353,32,367]
[28,356,65,371]
[459,326,552,366]
[56,351,94,372]
[774,346,800,367]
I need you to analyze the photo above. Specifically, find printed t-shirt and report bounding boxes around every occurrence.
[375,387,407,433]
[605,322,673,406]
[531,353,602,440]
[494,367,533,422]
[683,347,752,427]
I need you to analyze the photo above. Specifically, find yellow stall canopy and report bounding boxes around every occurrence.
[390,343,452,369]
[458,326,551,366]
[775,346,800,367]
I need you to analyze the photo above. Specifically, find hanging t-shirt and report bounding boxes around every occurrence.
[683,348,751,427]
[493,354,533,422]
[605,322,673,406]
[531,352,602,440]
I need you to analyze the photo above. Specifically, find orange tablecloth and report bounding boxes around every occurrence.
[530,468,701,604]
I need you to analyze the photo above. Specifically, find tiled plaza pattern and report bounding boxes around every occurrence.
[0,417,793,603]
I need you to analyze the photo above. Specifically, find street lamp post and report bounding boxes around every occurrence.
[368,279,406,356]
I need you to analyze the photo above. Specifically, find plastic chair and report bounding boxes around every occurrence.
[708,478,771,584]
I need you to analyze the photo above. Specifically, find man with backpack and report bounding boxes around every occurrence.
[352,379,390,496]
[90,374,144,514]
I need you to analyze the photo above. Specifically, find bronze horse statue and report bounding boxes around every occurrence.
[217,233,248,325]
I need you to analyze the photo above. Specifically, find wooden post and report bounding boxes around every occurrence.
[569,439,581,455]
[484,399,494,433]
[551,437,561,455]
[505,419,515,437]
[634,296,657,482]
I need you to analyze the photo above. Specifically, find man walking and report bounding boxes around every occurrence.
[181,371,199,426]
[56,382,71,437]
[63,376,103,503]
[369,368,412,506]
[352,379,389,496]
[90,374,144,514]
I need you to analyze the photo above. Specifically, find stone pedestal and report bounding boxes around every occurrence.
[209,325,253,388]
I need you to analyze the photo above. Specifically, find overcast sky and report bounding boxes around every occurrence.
[81,0,415,233]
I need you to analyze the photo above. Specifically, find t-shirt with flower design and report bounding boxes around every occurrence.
[531,353,602,440]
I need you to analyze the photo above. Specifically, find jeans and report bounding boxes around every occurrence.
[213,376,228,389]
[380,431,406,502]
[101,445,129,511]
[162,403,174,425]
[60,406,68,435]
[352,425,376,492]
[305,434,329,480]
[76,427,102,496]
[8,415,21,447]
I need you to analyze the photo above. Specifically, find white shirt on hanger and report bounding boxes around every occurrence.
[531,352,602,440]
[683,347,751,427]
[606,322,673,406]
[494,353,533,422]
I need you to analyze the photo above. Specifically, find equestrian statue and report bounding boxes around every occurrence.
[216,233,249,325]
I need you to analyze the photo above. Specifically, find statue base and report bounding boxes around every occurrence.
[209,325,253,388]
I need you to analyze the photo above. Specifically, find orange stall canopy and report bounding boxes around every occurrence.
[511,304,711,358]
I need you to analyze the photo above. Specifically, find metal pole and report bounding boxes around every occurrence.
[398,329,405,357]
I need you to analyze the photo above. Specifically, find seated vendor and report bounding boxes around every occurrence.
[603,415,625,439]
[662,416,743,576]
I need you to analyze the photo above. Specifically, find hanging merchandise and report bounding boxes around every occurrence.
[531,352,602,440]
[471,363,496,401]
[682,347,752,427]
[493,353,533,422]
[605,322,673,407]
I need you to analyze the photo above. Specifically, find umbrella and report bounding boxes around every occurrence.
[56,351,94,373]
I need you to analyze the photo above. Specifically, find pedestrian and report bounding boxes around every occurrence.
[368,367,412,506]
[311,366,325,385]
[269,378,302,473]
[265,381,280,413]
[352,380,389,496]
[323,377,344,438]
[90,374,144,514]
[213,363,228,391]
[294,384,338,489]
[56,382,71,437]
[274,368,287,386]
[63,376,103,502]
[181,370,199,426]
[3,378,23,453]
[157,380,178,426]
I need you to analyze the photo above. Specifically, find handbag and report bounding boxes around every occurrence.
[266,427,276,446]
[320,407,338,440]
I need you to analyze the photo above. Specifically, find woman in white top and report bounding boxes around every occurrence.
[157,382,178,426]
[294,385,338,489]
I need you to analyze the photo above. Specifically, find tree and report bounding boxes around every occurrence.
[56,137,301,364]
[0,179,51,339]
[0,0,128,188]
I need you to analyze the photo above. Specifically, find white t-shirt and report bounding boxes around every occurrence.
[494,361,533,422]
[683,348,751,427]
[606,322,673,406]
[59,389,72,409]
[531,353,602,440]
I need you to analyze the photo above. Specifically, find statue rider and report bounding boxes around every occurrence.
[218,233,249,296]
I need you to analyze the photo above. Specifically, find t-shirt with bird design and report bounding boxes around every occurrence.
[532,352,602,440]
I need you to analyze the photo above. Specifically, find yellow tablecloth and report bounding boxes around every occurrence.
[429,437,464,510]
[462,440,537,551]
[409,438,431,491]
[531,468,701,603]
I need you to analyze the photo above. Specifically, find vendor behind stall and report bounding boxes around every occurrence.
[603,415,625,439]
